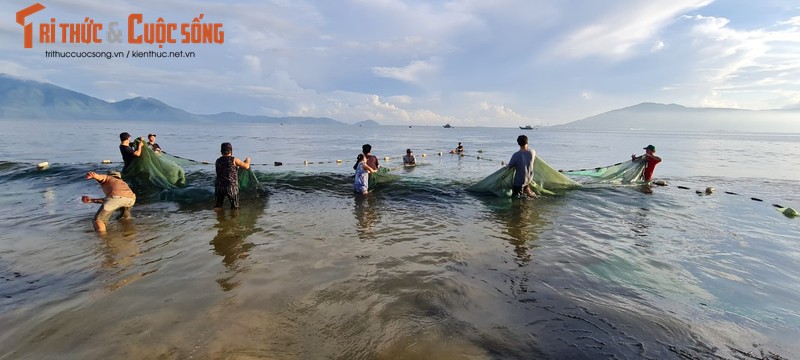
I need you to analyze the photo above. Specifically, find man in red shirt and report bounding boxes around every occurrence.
[632,145,662,182]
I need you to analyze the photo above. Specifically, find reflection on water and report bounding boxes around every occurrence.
[503,199,541,265]
[211,201,264,291]
[479,196,549,266]
[354,194,380,238]
[96,219,142,292]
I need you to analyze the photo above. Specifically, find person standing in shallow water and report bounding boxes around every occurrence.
[507,135,536,198]
[403,149,416,165]
[215,142,251,210]
[353,154,377,194]
[632,144,662,182]
[361,144,380,170]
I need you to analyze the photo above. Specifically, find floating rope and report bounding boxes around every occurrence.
[26,151,797,219]
[673,183,797,218]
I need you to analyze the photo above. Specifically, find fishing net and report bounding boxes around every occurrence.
[122,142,186,190]
[468,157,580,197]
[158,150,266,198]
[159,166,267,204]
[369,167,400,189]
[122,143,266,202]
[469,156,646,197]
[238,167,268,199]
[560,157,647,183]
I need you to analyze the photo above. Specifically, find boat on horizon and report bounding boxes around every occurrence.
[443,123,453,128]
[519,125,536,130]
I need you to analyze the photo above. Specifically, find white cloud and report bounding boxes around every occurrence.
[243,55,262,78]
[651,40,665,52]
[551,0,712,59]
[0,61,52,81]
[679,14,800,110]
[2,0,800,125]
[371,58,440,85]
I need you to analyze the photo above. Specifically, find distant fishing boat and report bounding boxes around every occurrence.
[443,123,453,128]
[519,125,535,130]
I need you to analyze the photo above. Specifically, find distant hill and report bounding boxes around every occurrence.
[0,74,360,125]
[556,102,800,133]
[354,120,380,126]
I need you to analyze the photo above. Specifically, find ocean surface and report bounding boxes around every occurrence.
[1,119,799,360]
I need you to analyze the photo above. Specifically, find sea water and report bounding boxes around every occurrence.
[0,119,799,359]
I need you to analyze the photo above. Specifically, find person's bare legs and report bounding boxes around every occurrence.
[93,219,107,233]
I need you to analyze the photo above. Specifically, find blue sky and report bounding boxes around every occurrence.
[1,0,799,126]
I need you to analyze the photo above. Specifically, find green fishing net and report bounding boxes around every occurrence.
[369,167,400,189]
[469,156,646,197]
[468,156,580,197]
[122,141,266,201]
[122,142,186,190]
[560,157,647,183]
[160,150,266,198]
[238,167,268,198]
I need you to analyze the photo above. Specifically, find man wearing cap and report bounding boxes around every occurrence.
[147,134,162,153]
[632,145,662,182]
[81,170,136,233]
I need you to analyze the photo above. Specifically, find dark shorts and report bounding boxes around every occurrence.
[215,183,240,209]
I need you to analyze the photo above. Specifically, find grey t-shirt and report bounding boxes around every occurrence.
[508,149,535,186]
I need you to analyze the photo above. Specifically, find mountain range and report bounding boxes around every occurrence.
[0,74,347,125]
[1,74,798,132]
[553,102,800,132]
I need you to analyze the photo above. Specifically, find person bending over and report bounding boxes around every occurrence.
[82,170,136,233]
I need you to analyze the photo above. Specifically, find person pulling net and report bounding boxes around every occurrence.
[122,137,186,190]
[468,156,581,197]
[559,157,647,184]
[469,136,651,198]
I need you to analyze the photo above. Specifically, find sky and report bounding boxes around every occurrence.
[1,0,799,126]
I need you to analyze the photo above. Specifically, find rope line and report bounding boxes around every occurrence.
[673,184,797,218]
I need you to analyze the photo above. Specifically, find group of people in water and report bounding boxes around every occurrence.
[81,132,661,233]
